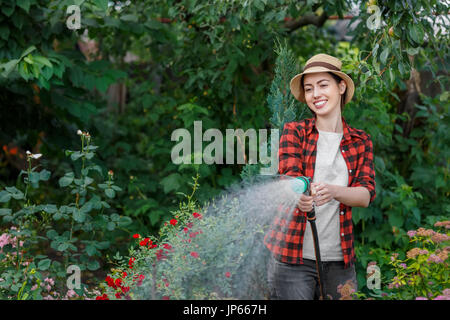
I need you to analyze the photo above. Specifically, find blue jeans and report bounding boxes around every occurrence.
[267,255,357,300]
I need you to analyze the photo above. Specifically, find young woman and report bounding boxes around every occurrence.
[264,53,376,300]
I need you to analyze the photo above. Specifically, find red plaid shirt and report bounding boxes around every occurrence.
[264,116,376,268]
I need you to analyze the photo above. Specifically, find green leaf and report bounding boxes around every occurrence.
[59,172,74,187]
[29,171,40,184]
[0,208,12,216]
[118,216,132,227]
[8,188,25,200]
[0,191,11,202]
[57,243,69,251]
[38,259,51,270]
[19,46,37,60]
[149,210,161,226]
[1,4,14,17]
[380,47,390,65]
[73,208,86,222]
[70,152,83,161]
[388,211,404,228]
[111,185,122,192]
[105,188,115,198]
[1,59,19,77]
[87,260,100,271]
[41,204,57,214]
[406,47,419,56]
[86,245,98,256]
[106,221,115,231]
[85,152,94,160]
[93,0,109,11]
[120,14,138,22]
[39,169,51,181]
[46,229,59,239]
[95,241,110,249]
[17,0,31,13]
[160,173,182,194]
[33,55,53,68]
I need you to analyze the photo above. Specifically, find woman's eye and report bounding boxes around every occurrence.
[320,84,328,88]
[305,88,311,92]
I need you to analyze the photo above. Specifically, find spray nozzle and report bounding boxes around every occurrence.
[290,176,312,195]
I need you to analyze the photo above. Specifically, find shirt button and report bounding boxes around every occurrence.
[349,169,352,173]
[340,211,344,215]
[341,233,344,237]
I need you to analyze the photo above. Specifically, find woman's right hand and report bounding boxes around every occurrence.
[297,193,314,212]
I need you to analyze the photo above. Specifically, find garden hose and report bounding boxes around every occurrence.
[290,176,326,300]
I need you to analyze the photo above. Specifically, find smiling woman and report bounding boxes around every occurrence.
[264,53,376,300]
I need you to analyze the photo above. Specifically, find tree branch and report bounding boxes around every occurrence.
[284,12,329,32]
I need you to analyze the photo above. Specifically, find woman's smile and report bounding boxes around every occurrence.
[314,99,327,109]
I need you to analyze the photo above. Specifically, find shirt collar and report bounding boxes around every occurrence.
[306,115,364,141]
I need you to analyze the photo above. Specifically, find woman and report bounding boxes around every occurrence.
[264,53,376,300]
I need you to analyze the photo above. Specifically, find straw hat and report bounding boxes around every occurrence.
[290,53,354,105]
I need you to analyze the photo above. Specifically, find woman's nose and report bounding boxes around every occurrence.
[313,87,320,98]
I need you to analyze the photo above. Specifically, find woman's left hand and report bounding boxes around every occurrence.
[311,182,336,207]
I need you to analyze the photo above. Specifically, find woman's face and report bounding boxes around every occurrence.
[303,72,346,117]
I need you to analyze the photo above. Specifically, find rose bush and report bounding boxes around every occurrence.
[96,174,271,300]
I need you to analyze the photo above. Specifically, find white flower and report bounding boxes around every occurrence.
[77,130,83,136]
[26,151,42,159]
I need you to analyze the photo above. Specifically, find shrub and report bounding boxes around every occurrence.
[0,131,131,299]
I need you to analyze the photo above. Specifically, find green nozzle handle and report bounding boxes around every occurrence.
[290,176,311,194]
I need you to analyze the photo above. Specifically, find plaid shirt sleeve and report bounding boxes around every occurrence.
[278,122,304,177]
[351,133,376,204]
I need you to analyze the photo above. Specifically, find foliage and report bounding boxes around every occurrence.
[343,220,450,300]
[0,131,131,299]
[0,0,448,300]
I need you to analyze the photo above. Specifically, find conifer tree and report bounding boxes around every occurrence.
[240,38,308,182]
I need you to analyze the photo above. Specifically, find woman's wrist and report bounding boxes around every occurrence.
[331,184,370,208]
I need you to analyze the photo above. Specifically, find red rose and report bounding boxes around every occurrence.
[122,272,127,278]
[139,274,145,280]
[140,237,150,246]
[225,272,231,278]
[186,222,193,228]
[193,212,202,219]
[121,286,130,294]
[132,233,140,239]
[96,293,109,300]
[115,292,122,299]
[163,243,172,250]
[162,296,170,300]
[190,251,199,258]
[128,257,135,268]
[114,278,122,287]
[170,219,177,226]
[105,275,115,288]
[183,227,189,233]
[156,249,166,261]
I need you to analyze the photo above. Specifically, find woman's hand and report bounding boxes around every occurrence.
[297,193,314,212]
[311,182,336,207]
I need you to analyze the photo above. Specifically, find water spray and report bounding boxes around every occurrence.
[290,176,325,300]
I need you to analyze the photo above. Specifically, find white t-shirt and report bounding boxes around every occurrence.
[302,129,348,261]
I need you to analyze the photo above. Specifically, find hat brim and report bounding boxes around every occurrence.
[290,67,355,105]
